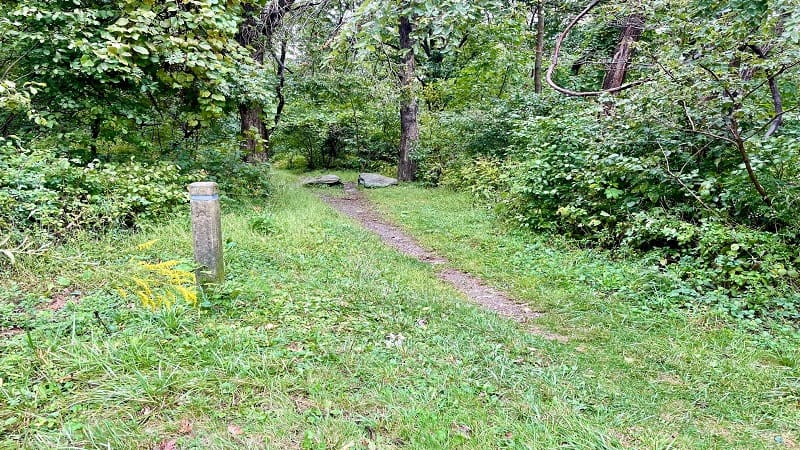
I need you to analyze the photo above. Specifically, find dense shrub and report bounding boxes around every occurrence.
[191,146,271,198]
[0,144,194,237]
[428,94,800,324]
[1,143,270,243]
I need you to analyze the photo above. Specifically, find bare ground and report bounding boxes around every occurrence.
[321,185,566,342]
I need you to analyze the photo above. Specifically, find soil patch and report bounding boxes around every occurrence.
[0,327,24,338]
[321,190,565,341]
[41,289,82,311]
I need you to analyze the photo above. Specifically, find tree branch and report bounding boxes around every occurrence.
[546,0,648,97]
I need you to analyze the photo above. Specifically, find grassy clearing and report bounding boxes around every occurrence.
[0,171,798,449]
[363,180,800,449]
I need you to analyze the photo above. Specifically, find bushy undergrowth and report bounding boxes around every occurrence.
[0,142,269,245]
[433,95,800,324]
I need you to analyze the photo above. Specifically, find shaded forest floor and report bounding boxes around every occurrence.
[1,171,799,449]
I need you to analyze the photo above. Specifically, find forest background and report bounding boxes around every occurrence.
[2,0,800,329]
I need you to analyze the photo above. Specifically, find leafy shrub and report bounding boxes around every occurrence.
[1,142,272,246]
[271,153,308,171]
[191,146,271,198]
[0,144,195,239]
[422,94,800,324]
[440,157,507,204]
[621,210,800,321]
[249,213,277,235]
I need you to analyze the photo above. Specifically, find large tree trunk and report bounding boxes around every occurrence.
[236,3,268,161]
[397,14,418,181]
[265,39,287,145]
[602,14,644,90]
[235,0,293,162]
[239,103,267,161]
[534,1,544,93]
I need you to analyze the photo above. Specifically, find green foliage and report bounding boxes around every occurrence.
[2,174,799,448]
[440,157,506,203]
[191,146,271,198]
[0,143,194,239]
[248,212,277,234]
[428,85,800,321]
[1,0,248,131]
[272,73,400,171]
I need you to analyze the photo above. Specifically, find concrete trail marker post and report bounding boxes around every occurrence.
[188,182,224,285]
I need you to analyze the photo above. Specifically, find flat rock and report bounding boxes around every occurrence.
[358,173,398,188]
[301,174,341,186]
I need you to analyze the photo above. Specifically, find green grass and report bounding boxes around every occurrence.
[0,171,798,449]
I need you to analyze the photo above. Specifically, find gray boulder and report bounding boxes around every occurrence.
[301,174,341,186]
[358,173,398,188]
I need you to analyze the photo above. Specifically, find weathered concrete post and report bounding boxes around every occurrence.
[188,182,224,284]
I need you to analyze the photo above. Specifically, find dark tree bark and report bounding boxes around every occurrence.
[534,0,544,93]
[239,103,267,161]
[236,3,267,160]
[236,0,293,162]
[602,14,645,90]
[398,14,418,181]
[764,75,783,138]
[547,0,647,96]
[730,116,771,205]
[89,117,101,160]
[265,39,288,145]
[0,113,15,137]
[745,44,785,138]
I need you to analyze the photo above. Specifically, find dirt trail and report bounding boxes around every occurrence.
[321,185,566,341]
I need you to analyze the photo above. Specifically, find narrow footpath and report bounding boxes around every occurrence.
[321,183,567,342]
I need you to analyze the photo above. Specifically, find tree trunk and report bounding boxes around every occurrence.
[764,75,783,138]
[89,117,101,160]
[534,1,544,93]
[0,113,15,137]
[236,4,267,161]
[239,104,267,161]
[602,14,644,90]
[397,14,418,181]
[235,0,293,162]
[264,39,288,146]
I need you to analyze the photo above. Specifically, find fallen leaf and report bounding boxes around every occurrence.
[157,439,177,450]
[178,418,193,435]
[287,342,303,352]
[227,424,243,436]
[340,442,356,450]
[451,423,472,438]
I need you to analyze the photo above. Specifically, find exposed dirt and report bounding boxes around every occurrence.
[321,189,566,341]
[41,288,82,311]
[0,327,24,338]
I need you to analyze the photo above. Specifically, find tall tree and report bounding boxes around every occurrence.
[236,0,294,161]
[533,0,545,93]
[343,0,501,180]
[602,14,644,90]
[397,12,419,181]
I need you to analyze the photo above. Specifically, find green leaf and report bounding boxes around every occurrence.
[80,54,95,68]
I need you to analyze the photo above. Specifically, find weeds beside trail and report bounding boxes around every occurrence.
[1,171,798,449]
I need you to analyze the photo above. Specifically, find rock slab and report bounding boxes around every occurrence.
[358,173,398,188]
[302,174,341,186]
